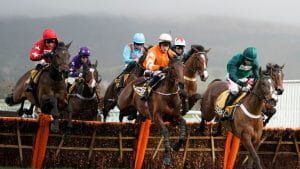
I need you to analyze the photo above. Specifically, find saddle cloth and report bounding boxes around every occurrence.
[215,90,247,116]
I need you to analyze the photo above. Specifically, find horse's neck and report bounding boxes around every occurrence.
[77,82,94,97]
[184,59,196,78]
[159,77,177,93]
[49,66,63,81]
[243,86,264,116]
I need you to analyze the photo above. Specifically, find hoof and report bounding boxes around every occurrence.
[17,110,24,116]
[163,157,171,166]
[50,121,59,133]
[24,109,33,115]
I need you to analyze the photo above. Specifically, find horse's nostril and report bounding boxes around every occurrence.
[276,88,284,95]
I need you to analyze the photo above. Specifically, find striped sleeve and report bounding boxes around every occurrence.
[144,51,159,71]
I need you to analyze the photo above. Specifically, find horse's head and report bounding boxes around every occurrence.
[255,69,278,106]
[264,63,285,95]
[167,58,185,89]
[51,41,72,78]
[81,61,99,92]
[185,45,210,81]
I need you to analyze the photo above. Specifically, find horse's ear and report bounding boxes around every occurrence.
[281,64,285,69]
[205,48,211,53]
[94,60,98,67]
[66,41,72,49]
[266,63,272,70]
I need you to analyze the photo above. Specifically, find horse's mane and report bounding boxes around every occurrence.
[182,44,205,63]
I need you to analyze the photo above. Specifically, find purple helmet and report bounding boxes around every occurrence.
[78,47,90,57]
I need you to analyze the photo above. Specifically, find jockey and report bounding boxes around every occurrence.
[117,33,146,88]
[224,47,260,111]
[171,37,186,60]
[141,33,176,101]
[68,47,92,84]
[26,28,60,92]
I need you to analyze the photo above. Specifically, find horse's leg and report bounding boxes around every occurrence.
[49,96,59,133]
[197,119,206,133]
[188,93,201,110]
[103,100,117,122]
[66,103,73,132]
[16,99,26,116]
[241,132,262,169]
[213,122,223,137]
[172,116,187,151]
[157,113,172,165]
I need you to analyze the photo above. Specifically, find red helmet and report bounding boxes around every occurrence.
[43,28,57,40]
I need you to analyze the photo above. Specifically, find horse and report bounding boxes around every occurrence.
[182,45,210,112]
[67,61,101,120]
[262,63,284,125]
[102,51,147,121]
[5,42,72,132]
[200,70,277,169]
[117,58,187,165]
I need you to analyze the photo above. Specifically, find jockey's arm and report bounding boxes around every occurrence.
[29,41,43,61]
[123,45,135,65]
[144,51,160,71]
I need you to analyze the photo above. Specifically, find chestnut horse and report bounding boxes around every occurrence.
[117,59,186,165]
[182,45,210,112]
[67,62,100,120]
[200,70,277,169]
[5,42,72,132]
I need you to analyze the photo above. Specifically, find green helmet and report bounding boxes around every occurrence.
[243,47,257,61]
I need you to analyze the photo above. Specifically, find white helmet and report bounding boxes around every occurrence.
[174,37,186,46]
[158,33,172,43]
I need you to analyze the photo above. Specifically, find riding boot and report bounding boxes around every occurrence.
[26,78,35,93]
[141,75,160,101]
[118,62,136,88]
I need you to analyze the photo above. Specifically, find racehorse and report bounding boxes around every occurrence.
[67,62,100,120]
[5,42,72,132]
[200,70,277,169]
[262,63,284,125]
[102,52,147,121]
[117,58,186,165]
[182,45,210,113]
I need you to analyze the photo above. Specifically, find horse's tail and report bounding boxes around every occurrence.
[5,93,16,106]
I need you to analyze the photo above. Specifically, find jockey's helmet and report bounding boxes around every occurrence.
[133,33,145,44]
[158,33,172,43]
[174,37,186,47]
[243,47,257,61]
[79,47,90,57]
[43,29,57,40]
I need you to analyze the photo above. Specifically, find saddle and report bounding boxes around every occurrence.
[133,76,163,97]
[215,90,247,118]
[30,64,50,83]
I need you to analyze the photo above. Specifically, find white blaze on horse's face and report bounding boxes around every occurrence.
[268,79,278,101]
[200,54,209,79]
[88,68,96,88]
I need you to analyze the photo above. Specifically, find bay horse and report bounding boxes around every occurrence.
[262,63,284,125]
[5,42,72,132]
[182,45,210,112]
[102,52,147,121]
[67,61,101,120]
[200,70,277,169]
[117,59,186,165]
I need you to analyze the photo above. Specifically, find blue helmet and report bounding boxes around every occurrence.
[243,47,257,61]
[78,47,90,57]
[132,33,145,44]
